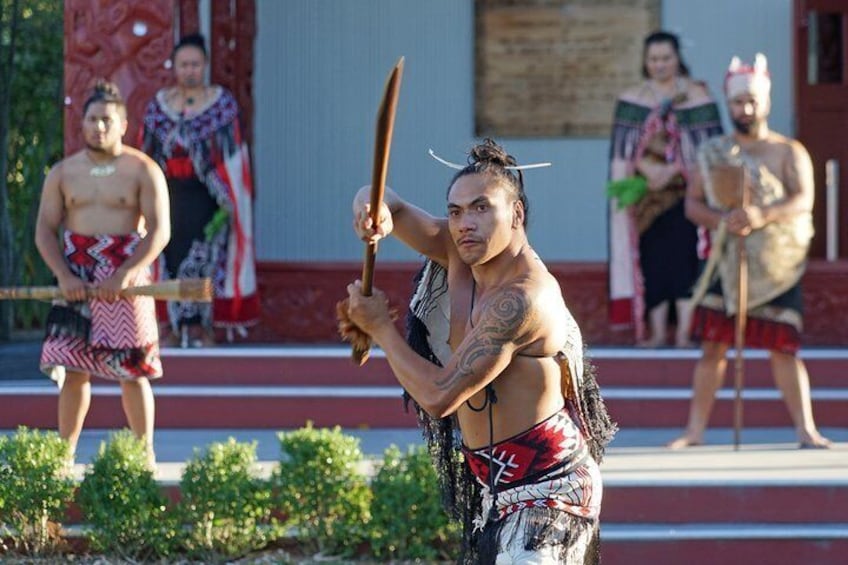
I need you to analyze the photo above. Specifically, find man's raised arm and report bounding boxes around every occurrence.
[353,185,451,266]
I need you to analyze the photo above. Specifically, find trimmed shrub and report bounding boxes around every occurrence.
[77,429,178,560]
[273,424,371,558]
[369,444,460,560]
[179,438,276,561]
[0,426,74,555]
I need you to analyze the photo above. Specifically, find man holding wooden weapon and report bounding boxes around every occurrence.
[340,137,615,563]
[32,80,171,466]
[668,54,831,450]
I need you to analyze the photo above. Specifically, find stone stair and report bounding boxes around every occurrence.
[1,343,846,563]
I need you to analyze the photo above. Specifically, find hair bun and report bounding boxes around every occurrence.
[92,79,121,98]
[468,138,517,168]
[175,33,207,55]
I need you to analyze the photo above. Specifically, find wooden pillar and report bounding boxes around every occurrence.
[210,0,256,149]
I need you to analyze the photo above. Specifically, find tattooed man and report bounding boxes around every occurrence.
[341,139,614,563]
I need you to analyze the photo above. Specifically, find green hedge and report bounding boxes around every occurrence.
[0,425,460,562]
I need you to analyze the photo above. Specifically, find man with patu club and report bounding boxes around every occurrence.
[34,80,170,466]
[340,139,615,563]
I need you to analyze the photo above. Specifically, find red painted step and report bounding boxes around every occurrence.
[155,348,848,388]
[1,388,844,429]
[603,485,848,523]
[593,353,848,389]
[2,392,417,429]
[601,538,848,565]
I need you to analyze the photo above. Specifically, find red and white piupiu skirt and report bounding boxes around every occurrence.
[40,230,162,384]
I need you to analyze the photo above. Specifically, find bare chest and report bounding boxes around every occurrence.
[740,143,788,182]
[446,266,474,350]
[62,169,139,210]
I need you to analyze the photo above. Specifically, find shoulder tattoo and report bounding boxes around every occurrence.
[435,287,533,391]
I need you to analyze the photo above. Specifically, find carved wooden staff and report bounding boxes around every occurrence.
[0,278,213,302]
[352,57,405,366]
[733,167,749,450]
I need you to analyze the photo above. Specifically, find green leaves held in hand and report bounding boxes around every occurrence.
[607,175,648,209]
[204,208,230,242]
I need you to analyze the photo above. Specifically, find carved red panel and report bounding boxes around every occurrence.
[247,261,848,347]
[178,0,199,37]
[64,0,175,154]
[210,0,256,149]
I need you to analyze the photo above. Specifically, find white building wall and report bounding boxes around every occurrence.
[253,0,793,262]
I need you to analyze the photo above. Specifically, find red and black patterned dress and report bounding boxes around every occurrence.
[140,86,259,335]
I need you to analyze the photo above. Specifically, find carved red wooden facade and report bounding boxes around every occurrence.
[250,261,848,346]
[64,0,175,154]
[63,0,255,154]
[210,0,256,150]
[178,0,199,37]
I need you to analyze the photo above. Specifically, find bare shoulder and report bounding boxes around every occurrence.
[43,158,68,186]
[512,269,571,349]
[47,152,85,182]
[497,271,563,324]
[121,145,155,165]
[684,79,713,103]
[768,132,809,160]
[484,279,535,324]
[122,146,165,177]
[618,83,651,105]
[786,136,811,159]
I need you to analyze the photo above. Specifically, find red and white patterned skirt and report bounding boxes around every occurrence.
[40,230,162,383]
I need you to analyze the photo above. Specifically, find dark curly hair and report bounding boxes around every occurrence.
[447,138,529,227]
[82,79,126,117]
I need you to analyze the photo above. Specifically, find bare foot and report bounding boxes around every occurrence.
[146,448,158,473]
[666,434,703,449]
[674,335,695,349]
[798,431,832,449]
[637,336,666,348]
[188,326,216,348]
[160,331,181,348]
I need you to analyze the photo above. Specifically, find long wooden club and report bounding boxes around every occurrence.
[352,57,405,366]
[0,278,213,302]
[733,167,749,450]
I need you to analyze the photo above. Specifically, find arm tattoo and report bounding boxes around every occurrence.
[434,288,532,391]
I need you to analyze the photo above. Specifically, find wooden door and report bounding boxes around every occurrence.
[795,0,848,258]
